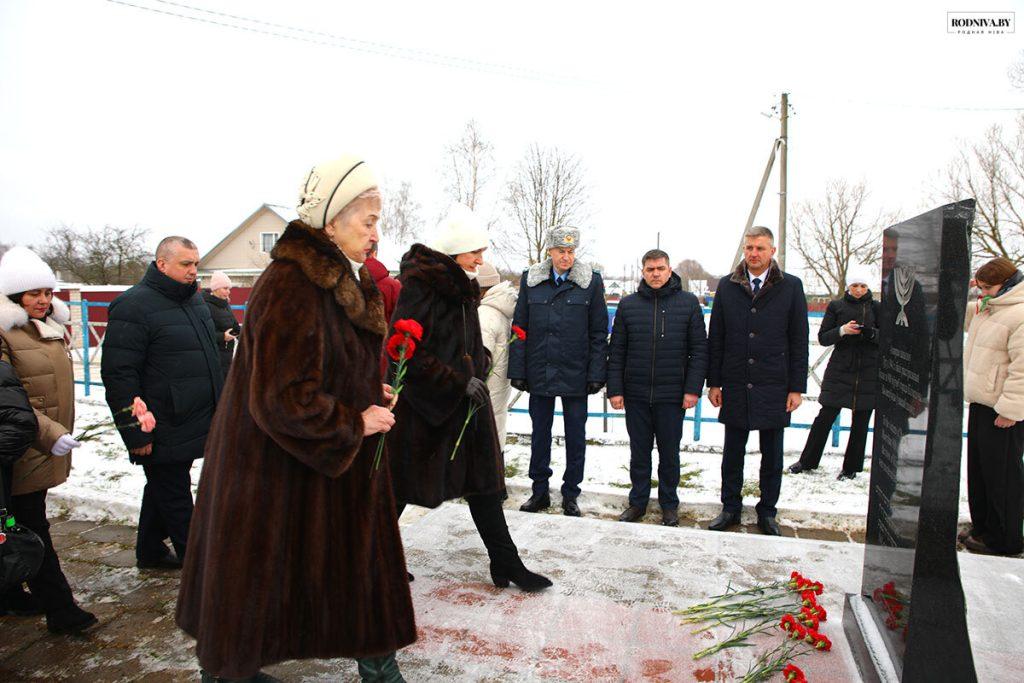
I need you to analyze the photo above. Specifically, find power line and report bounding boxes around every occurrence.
[105,0,589,86]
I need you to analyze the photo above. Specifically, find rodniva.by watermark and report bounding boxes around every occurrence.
[947,11,1015,34]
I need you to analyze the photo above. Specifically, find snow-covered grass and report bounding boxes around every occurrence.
[54,382,970,533]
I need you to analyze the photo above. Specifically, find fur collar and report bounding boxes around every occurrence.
[0,295,70,333]
[271,221,386,336]
[398,243,480,302]
[730,258,784,297]
[525,258,596,289]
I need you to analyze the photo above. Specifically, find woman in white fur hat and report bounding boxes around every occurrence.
[790,265,880,480]
[0,246,97,634]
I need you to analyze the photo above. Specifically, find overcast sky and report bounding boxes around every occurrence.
[1,0,1021,284]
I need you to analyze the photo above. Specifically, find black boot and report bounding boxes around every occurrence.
[468,494,552,592]
[1,585,44,616]
[356,653,405,682]
[46,604,98,635]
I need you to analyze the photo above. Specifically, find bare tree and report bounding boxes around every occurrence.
[1009,49,1024,91]
[0,242,11,260]
[379,179,423,244]
[39,224,150,284]
[443,120,494,210]
[792,180,895,298]
[503,143,589,265]
[940,116,1024,267]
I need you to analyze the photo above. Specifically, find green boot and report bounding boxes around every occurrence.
[355,653,405,682]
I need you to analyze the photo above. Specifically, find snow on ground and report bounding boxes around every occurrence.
[53,383,970,533]
[500,390,970,532]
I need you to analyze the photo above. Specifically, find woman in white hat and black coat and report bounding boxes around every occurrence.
[387,205,551,593]
[790,265,880,480]
[0,247,97,634]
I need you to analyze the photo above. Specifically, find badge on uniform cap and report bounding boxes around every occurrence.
[564,234,575,244]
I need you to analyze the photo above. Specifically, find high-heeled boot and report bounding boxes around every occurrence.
[466,494,553,592]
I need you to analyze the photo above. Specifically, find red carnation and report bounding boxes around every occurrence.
[386,333,416,361]
[782,663,806,683]
[393,318,423,341]
[511,325,527,342]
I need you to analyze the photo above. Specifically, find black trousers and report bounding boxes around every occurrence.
[967,403,1024,555]
[397,493,520,568]
[527,395,588,500]
[3,489,76,614]
[721,426,784,518]
[137,462,194,562]
[798,406,873,473]
[624,401,683,510]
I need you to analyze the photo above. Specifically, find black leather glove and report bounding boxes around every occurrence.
[587,382,604,395]
[466,377,490,406]
[510,379,529,392]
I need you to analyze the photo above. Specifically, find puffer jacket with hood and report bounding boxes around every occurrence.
[479,280,518,449]
[0,295,75,495]
[964,274,1024,421]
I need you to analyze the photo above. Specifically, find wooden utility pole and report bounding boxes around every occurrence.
[778,92,789,269]
[730,93,791,271]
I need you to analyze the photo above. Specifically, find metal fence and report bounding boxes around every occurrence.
[70,301,945,445]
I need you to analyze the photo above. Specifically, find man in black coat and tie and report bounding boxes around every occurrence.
[706,227,809,535]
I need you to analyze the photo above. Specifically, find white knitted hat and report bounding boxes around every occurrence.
[0,247,58,295]
[209,271,233,290]
[846,264,873,289]
[296,154,378,229]
[431,204,489,255]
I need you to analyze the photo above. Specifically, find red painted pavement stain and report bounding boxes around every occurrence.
[640,658,674,681]
[426,583,489,607]
[537,643,621,681]
[416,625,524,661]
[690,662,734,682]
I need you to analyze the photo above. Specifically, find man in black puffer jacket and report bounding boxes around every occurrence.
[607,250,708,526]
[102,237,223,569]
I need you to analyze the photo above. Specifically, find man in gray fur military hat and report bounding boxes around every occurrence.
[508,226,608,517]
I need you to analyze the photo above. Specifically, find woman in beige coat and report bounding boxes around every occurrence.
[962,256,1024,556]
[0,247,96,633]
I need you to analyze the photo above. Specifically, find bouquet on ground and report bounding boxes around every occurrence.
[20,397,155,480]
[675,570,832,682]
[450,325,526,460]
[373,319,421,471]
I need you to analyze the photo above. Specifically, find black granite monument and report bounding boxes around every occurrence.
[843,199,977,682]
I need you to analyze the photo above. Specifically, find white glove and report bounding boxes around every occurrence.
[52,434,82,456]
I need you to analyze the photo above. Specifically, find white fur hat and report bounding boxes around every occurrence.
[296,154,378,229]
[431,204,489,255]
[846,264,873,289]
[0,246,58,295]
[209,271,233,290]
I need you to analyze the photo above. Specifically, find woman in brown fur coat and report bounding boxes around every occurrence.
[176,156,415,682]
[388,205,551,592]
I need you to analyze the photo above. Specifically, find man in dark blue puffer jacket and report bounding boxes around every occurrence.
[607,249,708,527]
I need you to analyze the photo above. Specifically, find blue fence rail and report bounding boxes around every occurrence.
[71,300,951,443]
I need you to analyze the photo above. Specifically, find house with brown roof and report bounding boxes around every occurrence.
[198,204,296,287]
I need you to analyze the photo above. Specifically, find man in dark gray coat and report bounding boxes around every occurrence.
[102,236,222,569]
[607,249,708,526]
[509,227,608,517]
[706,227,808,535]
